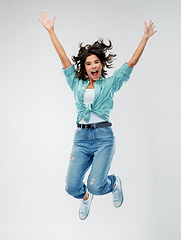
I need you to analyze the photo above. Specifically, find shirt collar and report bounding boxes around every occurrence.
[99,75,103,81]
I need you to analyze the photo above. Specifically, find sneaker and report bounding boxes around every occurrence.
[112,176,124,208]
[79,192,94,220]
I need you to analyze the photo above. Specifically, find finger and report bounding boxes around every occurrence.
[39,13,44,21]
[42,12,46,19]
[148,20,152,27]
[52,16,56,23]
[144,21,147,29]
[38,18,43,24]
[44,11,48,19]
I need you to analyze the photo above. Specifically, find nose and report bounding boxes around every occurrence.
[92,63,96,68]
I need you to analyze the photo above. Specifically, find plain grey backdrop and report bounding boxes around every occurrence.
[0,0,180,239]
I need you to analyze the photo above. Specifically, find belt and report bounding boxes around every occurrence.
[77,121,112,130]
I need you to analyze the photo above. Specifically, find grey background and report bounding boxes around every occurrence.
[0,0,180,239]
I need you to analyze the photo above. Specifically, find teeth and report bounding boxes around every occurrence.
[91,70,98,77]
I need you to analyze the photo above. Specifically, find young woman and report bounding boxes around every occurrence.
[38,12,157,220]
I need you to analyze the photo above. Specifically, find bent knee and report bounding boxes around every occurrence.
[87,178,102,195]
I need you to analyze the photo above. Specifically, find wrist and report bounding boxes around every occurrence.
[143,33,149,41]
[48,28,55,35]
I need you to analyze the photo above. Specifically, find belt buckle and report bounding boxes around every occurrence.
[85,124,91,130]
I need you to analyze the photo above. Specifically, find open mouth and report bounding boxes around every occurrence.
[91,70,99,78]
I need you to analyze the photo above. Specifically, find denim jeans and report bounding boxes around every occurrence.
[65,126,116,199]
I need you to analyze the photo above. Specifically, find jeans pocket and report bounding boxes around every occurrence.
[97,127,113,134]
[75,127,82,135]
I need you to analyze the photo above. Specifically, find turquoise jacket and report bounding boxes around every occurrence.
[63,63,133,123]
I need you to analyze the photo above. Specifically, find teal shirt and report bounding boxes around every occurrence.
[63,63,133,123]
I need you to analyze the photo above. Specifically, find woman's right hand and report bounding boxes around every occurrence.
[38,12,56,32]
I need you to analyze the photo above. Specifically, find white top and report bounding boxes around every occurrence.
[79,89,105,124]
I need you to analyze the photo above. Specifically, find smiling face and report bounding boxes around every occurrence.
[84,54,103,82]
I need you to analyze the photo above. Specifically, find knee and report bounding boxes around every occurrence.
[87,177,102,195]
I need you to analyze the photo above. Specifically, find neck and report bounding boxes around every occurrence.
[87,79,95,89]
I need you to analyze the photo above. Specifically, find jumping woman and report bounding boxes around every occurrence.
[38,12,157,220]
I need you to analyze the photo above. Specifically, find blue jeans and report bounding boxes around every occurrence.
[65,126,116,199]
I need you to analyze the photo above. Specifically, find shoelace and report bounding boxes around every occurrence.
[113,190,119,201]
[80,201,88,213]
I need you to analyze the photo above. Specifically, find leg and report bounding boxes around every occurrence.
[83,191,89,201]
[65,143,92,199]
[87,127,116,195]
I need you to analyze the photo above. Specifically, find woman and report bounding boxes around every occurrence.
[38,12,157,220]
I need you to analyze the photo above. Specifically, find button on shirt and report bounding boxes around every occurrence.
[63,63,133,123]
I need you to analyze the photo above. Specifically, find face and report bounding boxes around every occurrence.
[84,54,103,82]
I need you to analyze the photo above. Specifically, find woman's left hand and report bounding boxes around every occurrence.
[144,20,157,39]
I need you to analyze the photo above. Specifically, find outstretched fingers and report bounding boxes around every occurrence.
[38,12,44,23]
[41,12,46,19]
[148,20,152,29]
[38,12,47,23]
[148,20,157,31]
[38,13,43,23]
[44,12,49,19]
[151,22,157,33]
[144,20,157,38]
[38,12,56,25]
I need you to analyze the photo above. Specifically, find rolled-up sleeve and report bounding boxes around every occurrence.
[112,63,133,92]
[62,64,77,91]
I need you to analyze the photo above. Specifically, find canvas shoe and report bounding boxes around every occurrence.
[79,192,94,220]
[112,176,124,208]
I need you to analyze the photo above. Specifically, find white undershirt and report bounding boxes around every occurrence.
[79,89,105,124]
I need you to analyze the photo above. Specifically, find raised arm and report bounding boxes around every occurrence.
[38,12,72,69]
[127,20,157,68]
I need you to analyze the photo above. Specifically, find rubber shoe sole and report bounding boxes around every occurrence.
[112,176,124,208]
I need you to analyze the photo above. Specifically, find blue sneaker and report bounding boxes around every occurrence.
[112,176,124,208]
[79,192,94,220]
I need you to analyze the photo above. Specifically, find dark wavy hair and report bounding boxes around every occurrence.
[72,39,116,80]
